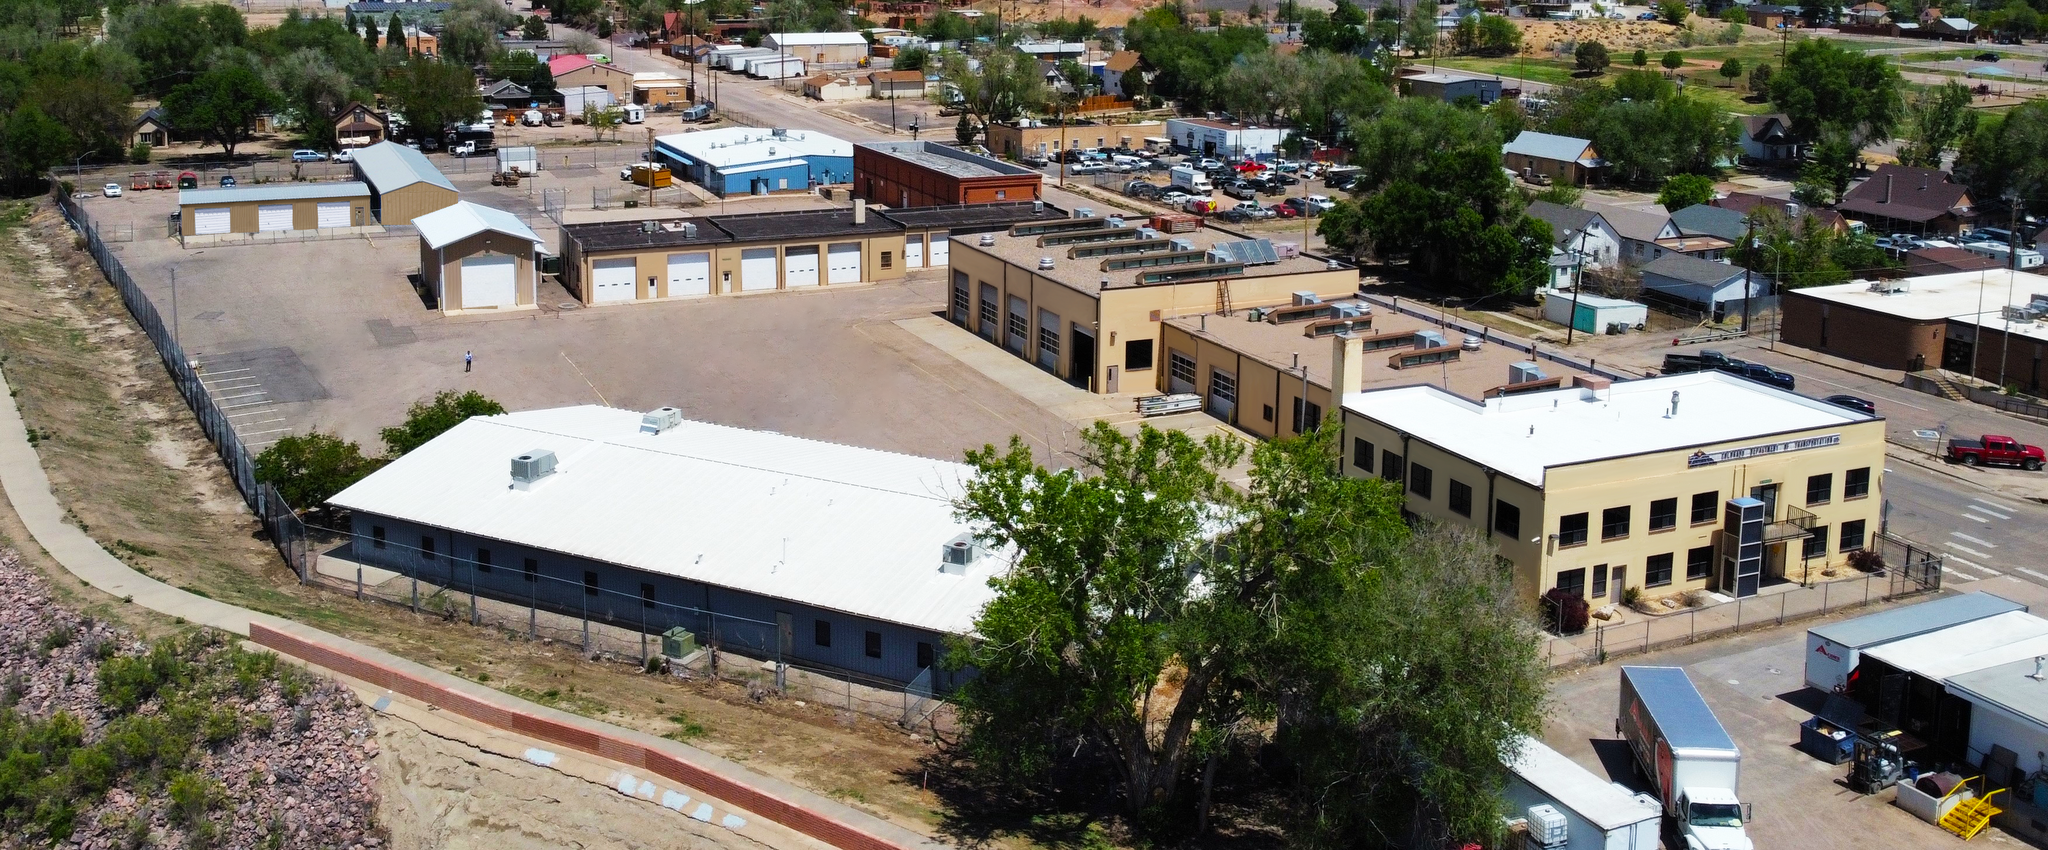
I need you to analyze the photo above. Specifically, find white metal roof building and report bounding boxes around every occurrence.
[177,182,370,206]
[329,405,1004,683]
[349,140,458,225]
[653,127,854,197]
[413,200,542,250]
[1503,736,1660,850]
[1944,656,2048,786]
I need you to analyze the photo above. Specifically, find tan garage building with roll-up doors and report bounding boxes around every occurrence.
[176,182,372,238]
[413,201,546,315]
[350,140,458,226]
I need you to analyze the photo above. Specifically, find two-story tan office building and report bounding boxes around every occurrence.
[1341,371,1886,605]
[945,219,1357,392]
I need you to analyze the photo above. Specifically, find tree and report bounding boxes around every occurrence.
[363,12,380,50]
[1895,80,1977,168]
[1797,129,1860,204]
[522,14,548,39]
[583,102,619,141]
[1721,4,1749,23]
[1658,173,1715,210]
[938,46,1044,142]
[1632,48,1648,67]
[891,45,929,71]
[596,15,613,38]
[380,390,507,457]
[561,29,602,55]
[1769,38,1904,143]
[268,48,354,151]
[1574,40,1610,74]
[1661,50,1683,73]
[0,103,70,182]
[1657,0,1689,24]
[383,58,485,147]
[163,64,278,158]
[1748,61,1771,94]
[1718,58,1743,86]
[1532,181,1582,206]
[1402,3,1436,56]
[255,432,378,515]
[1953,101,2048,208]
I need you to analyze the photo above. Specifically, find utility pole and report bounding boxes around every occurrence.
[1565,226,1590,345]
[1740,214,1755,333]
[645,127,655,209]
[1999,191,2023,389]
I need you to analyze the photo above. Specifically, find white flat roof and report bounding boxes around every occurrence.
[1341,371,1872,487]
[1507,736,1661,831]
[1790,269,2048,321]
[327,406,1004,635]
[1862,611,2048,681]
[656,126,851,169]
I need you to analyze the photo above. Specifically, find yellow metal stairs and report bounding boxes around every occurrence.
[1937,781,2004,841]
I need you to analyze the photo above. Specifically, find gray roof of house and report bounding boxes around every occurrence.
[1503,131,1598,166]
[179,182,372,207]
[352,141,456,194]
[1670,204,1748,242]
[1642,251,1745,285]
[1588,202,1672,243]
[1525,200,1595,245]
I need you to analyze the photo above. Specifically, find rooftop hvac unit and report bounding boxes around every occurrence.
[1169,238,1195,253]
[1074,207,1095,219]
[980,233,997,246]
[1332,302,1365,319]
[2004,305,2041,322]
[1415,330,1448,350]
[1247,306,1269,322]
[1033,200,1045,214]
[640,406,683,434]
[1525,805,1567,848]
[1106,215,1126,228]
[1509,361,1547,384]
[1274,241,1300,259]
[939,532,978,575]
[1136,227,1160,240]
[1292,291,1321,307]
[511,449,558,490]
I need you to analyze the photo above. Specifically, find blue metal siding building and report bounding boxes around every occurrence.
[654,127,853,197]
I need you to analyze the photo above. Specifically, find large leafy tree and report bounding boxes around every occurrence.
[1768,38,1903,143]
[0,103,70,182]
[269,48,357,150]
[383,57,486,143]
[112,2,247,96]
[1659,173,1716,211]
[938,46,1043,141]
[381,390,506,457]
[1954,101,2048,208]
[255,431,379,515]
[1895,80,1978,168]
[163,64,278,158]
[1124,6,1270,112]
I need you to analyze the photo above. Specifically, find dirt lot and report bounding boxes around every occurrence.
[0,200,989,845]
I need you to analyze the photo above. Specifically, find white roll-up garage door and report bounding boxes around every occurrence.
[256,204,294,232]
[826,243,861,284]
[740,248,778,291]
[666,252,710,297]
[316,202,351,228]
[929,233,950,266]
[591,257,638,303]
[193,208,230,235]
[783,246,820,288]
[904,236,924,268]
[459,254,517,309]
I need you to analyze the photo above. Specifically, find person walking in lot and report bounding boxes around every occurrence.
[465,351,473,373]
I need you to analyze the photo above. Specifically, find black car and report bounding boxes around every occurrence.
[218,175,236,187]
[1975,51,2001,62]
[1823,394,1878,416]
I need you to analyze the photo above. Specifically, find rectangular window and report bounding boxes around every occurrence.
[641,582,655,608]
[1168,351,1197,390]
[1408,463,1433,499]
[524,557,537,582]
[864,631,882,659]
[1807,473,1833,506]
[916,641,934,669]
[1381,450,1404,483]
[475,548,492,573]
[814,620,831,647]
[978,288,998,329]
[1602,505,1631,540]
[1803,526,1829,560]
[1125,339,1154,370]
[880,251,893,269]
[1495,500,1521,539]
[371,526,386,549]
[1291,398,1323,433]
[1650,498,1677,531]
[1038,322,1061,361]
[1844,467,1870,499]
[1352,438,1374,472]
[583,570,598,596]
[1558,513,1589,547]
[1448,480,1472,517]
[1840,519,1867,552]
[1556,567,1586,598]
[1691,491,1719,524]
[1262,404,1274,422]
[421,536,436,561]
[1592,564,1609,599]
[1646,553,1674,587]
[1686,546,1714,580]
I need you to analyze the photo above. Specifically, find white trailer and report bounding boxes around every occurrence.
[496,145,538,175]
[745,57,806,79]
[564,85,617,115]
[1803,592,2025,693]
[1168,165,1212,194]
[713,48,776,71]
[1617,666,1753,850]
[1504,736,1661,850]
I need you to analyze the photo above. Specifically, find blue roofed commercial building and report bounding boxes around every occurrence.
[349,140,458,225]
[654,127,853,197]
[327,405,1008,687]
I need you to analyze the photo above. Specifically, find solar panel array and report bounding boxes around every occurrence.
[1209,238,1280,265]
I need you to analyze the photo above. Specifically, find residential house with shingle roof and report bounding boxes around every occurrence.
[1587,202,1732,263]
[1836,164,1975,236]
[1711,191,1848,233]
[1502,131,1602,186]
[1670,204,1748,244]
[1525,200,1622,268]
[1737,114,1803,164]
[1640,252,1763,319]
[1099,50,1145,98]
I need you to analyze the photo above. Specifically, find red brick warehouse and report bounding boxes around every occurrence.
[852,141,1043,208]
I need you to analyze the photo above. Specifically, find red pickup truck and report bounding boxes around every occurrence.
[1946,434,2047,470]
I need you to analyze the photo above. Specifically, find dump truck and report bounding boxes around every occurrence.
[1617,666,1753,850]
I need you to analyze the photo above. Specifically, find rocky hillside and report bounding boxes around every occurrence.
[0,551,381,849]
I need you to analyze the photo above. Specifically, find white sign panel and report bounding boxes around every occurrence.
[1688,434,1841,468]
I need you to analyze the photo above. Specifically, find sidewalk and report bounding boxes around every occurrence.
[0,364,934,850]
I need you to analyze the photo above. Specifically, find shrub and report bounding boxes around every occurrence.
[1574,40,1610,73]
[167,772,221,826]
[129,143,152,165]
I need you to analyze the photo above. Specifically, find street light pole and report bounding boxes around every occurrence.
[1565,226,1590,345]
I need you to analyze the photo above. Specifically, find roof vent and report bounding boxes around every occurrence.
[1033,200,1045,214]
[511,449,558,491]
[641,220,658,233]
[979,233,996,246]
[639,406,683,435]
[939,532,978,575]
[1106,215,1126,228]
[1038,256,1055,270]
[1327,258,1341,270]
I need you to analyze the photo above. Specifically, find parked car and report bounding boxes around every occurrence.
[1637,10,1659,19]
[1722,361,1796,391]
[1823,394,1877,416]
[218,176,236,187]
[1070,162,1109,175]
[1946,434,2046,470]
[1268,172,1299,186]
[1283,197,1321,217]
[1196,157,1224,171]
[1157,190,1194,206]
[290,149,327,162]
[1225,201,1275,222]
[1021,154,1050,167]
[101,182,121,197]
[1975,51,2001,61]
[1304,193,1336,213]
[1124,180,1159,198]
[334,149,355,164]
[1222,181,1259,201]
[1272,204,1297,219]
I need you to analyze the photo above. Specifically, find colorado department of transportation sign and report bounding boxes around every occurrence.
[1687,434,1841,468]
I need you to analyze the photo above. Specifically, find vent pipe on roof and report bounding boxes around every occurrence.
[2032,655,2046,681]
[1883,175,1892,205]
[980,233,996,246]
[1038,256,1055,270]
[1669,390,1681,418]
[854,198,866,225]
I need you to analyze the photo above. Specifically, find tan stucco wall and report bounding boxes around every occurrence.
[1158,321,1335,440]
[178,195,370,236]
[568,231,908,305]
[558,64,635,97]
[374,183,458,226]
[423,230,538,312]
[986,122,1167,159]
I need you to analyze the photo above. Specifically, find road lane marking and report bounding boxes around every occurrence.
[1950,543,1994,559]
[1951,532,1997,548]
[1783,370,1932,411]
[1962,512,1995,524]
[1946,555,2002,576]
[1943,565,1981,581]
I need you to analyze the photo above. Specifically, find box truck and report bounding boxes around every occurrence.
[1169,164,1212,195]
[1803,591,2025,693]
[1504,736,1661,850]
[1616,666,1753,850]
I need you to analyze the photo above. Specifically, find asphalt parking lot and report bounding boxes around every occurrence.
[1543,576,2048,850]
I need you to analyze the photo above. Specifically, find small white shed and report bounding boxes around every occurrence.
[1544,291,1650,335]
[1504,737,1661,850]
[497,145,538,175]
[564,86,616,115]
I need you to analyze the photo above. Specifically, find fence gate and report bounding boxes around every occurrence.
[1878,532,1943,597]
[592,187,613,210]
[541,188,566,224]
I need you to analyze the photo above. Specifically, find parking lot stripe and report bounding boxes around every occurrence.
[220,400,277,411]
[226,409,279,419]
[237,427,291,437]
[1950,531,1997,548]
[1949,543,1993,560]
[213,391,270,402]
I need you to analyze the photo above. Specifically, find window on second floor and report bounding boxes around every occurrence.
[1691,491,1719,524]
[1408,463,1433,499]
[1845,467,1871,499]
[1558,513,1589,547]
[1649,498,1677,531]
[1448,480,1472,517]
[1602,505,1631,540]
[1806,473,1833,506]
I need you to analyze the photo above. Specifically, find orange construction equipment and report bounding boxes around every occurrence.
[130,172,151,190]
[153,171,173,190]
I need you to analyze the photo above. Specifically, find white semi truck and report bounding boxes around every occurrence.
[1617,666,1754,850]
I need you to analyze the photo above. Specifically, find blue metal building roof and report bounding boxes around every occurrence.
[1624,666,1737,752]
[1809,591,2026,649]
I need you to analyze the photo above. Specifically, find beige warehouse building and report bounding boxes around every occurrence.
[414,201,546,314]
[351,141,458,226]
[1341,371,1886,606]
[945,218,1356,393]
[176,182,371,237]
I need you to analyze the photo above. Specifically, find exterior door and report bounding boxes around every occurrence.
[950,271,969,323]
[193,208,230,235]
[740,247,778,291]
[929,233,950,266]
[783,246,820,287]
[666,252,711,297]
[1036,309,1061,371]
[1207,368,1237,420]
[459,255,517,309]
[1005,296,1028,353]
[826,242,861,284]
[256,204,294,232]
[590,257,637,303]
[1750,483,1779,518]
[1167,350,1197,394]
[316,202,351,228]
[775,611,793,658]
[904,235,924,268]
[977,283,998,340]
[1069,327,1094,390]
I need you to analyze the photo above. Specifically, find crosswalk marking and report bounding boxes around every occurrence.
[1970,500,2014,520]
[1943,565,1981,582]
[1945,555,2002,577]
[1950,543,1993,560]
[2018,567,2048,583]
[1950,531,1997,548]
[1962,513,1993,524]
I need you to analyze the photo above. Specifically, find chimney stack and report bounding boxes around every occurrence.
[1883,175,1892,205]
[1332,331,1365,399]
[853,198,867,225]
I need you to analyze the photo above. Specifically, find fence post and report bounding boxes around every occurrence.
[1779,591,1787,625]
[355,562,363,600]
[470,565,479,627]
[1822,579,1829,612]
[411,573,418,612]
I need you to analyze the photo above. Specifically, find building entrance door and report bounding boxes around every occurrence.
[775,611,793,659]
[1069,327,1095,390]
[1749,483,1778,518]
